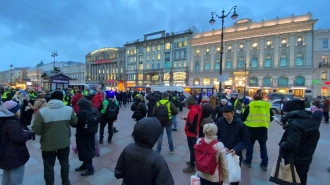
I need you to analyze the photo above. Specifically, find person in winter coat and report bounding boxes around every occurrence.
[280,99,322,185]
[92,90,103,109]
[20,94,34,130]
[182,95,202,173]
[44,90,51,102]
[310,100,323,113]
[209,95,217,110]
[197,123,229,185]
[115,117,174,185]
[11,91,23,105]
[200,96,213,138]
[146,90,160,117]
[216,105,250,185]
[213,99,229,122]
[230,92,243,117]
[98,97,119,144]
[279,97,286,118]
[72,98,97,176]
[131,94,147,122]
[322,96,330,123]
[72,90,83,113]
[0,101,32,185]
[122,91,128,107]
[28,94,47,113]
[178,92,186,111]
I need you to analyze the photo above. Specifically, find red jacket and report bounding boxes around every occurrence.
[185,104,202,137]
[71,93,82,113]
[92,92,103,109]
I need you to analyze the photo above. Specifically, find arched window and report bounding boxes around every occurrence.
[264,56,272,68]
[251,57,258,68]
[193,78,200,85]
[296,54,304,66]
[294,76,305,86]
[249,77,258,86]
[203,78,211,85]
[215,59,220,70]
[238,58,244,68]
[226,59,232,69]
[280,55,287,67]
[263,77,273,87]
[204,61,210,71]
[278,77,289,87]
[195,62,200,72]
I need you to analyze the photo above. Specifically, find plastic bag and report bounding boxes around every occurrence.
[227,154,241,183]
[190,172,200,185]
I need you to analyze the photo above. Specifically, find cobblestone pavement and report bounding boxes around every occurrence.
[1,104,330,185]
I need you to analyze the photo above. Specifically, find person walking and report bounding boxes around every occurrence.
[0,101,32,185]
[322,96,330,123]
[91,89,104,109]
[153,92,178,154]
[73,98,98,176]
[280,99,322,185]
[71,90,83,114]
[98,95,119,144]
[241,91,273,171]
[115,117,174,185]
[131,94,148,123]
[146,89,160,117]
[170,92,180,131]
[32,91,77,185]
[182,95,202,173]
[216,105,250,185]
[20,94,34,130]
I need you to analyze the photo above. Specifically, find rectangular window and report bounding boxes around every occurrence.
[225,62,231,69]
[196,49,200,56]
[138,74,143,80]
[157,45,161,50]
[146,56,150,61]
[173,62,177,68]
[322,55,329,64]
[323,39,329,48]
[134,57,136,62]
[152,55,155,61]
[297,36,303,46]
[152,63,154,69]
[184,51,187,58]
[178,61,181,67]
[281,38,287,47]
[139,64,143,70]
[239,43,244,51]
[206,48,210,55]
[147,64,150,69]
[183,41,187,47]
[146,47,150,52]
[157,63,160,69]
[178,52,182,58]
[165,62,170,68]
[184,61,187,67]
[165,52,170,61]
[133,49,136,54]
[157,54,161,60]
[178,42,182,48]
[322,70,327,80]
[152,46,155,51]
[139,56,143,62]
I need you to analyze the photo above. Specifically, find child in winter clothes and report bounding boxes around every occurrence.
[196,123,229,185]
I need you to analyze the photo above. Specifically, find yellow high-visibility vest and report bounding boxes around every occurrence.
[156,100,172,119]
[244,101,271,128]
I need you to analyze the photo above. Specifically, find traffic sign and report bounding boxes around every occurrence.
[217,74,229,82]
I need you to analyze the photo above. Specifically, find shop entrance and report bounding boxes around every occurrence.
[293,89,304,98]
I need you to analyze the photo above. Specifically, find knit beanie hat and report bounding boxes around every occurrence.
[221,99,228,104]
[3,100,21,114]
[202,96,210,102]
[162,92,169,98]
[282,99,305,112]
[186,95,196,106]
[203,123,218,137]
[50,91,64,101]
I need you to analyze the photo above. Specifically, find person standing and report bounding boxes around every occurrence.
[178,92,185,111]
[216,105,249,185]
[229,92,243,117]
[63,90,72,106]
[122,91,128,107]
[200,96,213,138]
[322,96,330,123]
[20,94,34,130]
[32,91,77,185]
[28,94,47,113]
[182,95,202,173]
[11,91,23,105]
[98,95,119,144]
[213,99,228,122]
[92,89,104,109]
[280,99,322,185]
[170,92,180,131]
[1,87,11,103]
[146,89,160,117]
[279,97,286,118]
[241,91,273,171]
[0,101,32,185]
[71,90,83,114]
[153,92,178,154]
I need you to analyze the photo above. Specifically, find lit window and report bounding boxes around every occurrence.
[133,49,136,54]
[297,37,303,46]
[178,42,182,47]
[196,49,200,54]
[139,64,143,70]
[322,55,328,64]
[228,45,232,50]
[321,70,327,80]
[297,37,302,42]
[157,54,161,60]
[165,43,171,50]
[147,64,150,69]
[178,61,181,67]
[206,48,210,53]
[252,42,258,48]
[183,41,187,46]
[146,47,150,52]
[240,43,244,48]
[157,45,161,50]
[267,40,271,45]
[174,62,177,67]
[282,39,287,44]
[217,47,221,51]
[184,61,187,67]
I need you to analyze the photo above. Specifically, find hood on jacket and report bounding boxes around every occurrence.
[0,106,15,118]
[46,99,65,109]
[77,97,92,111]
[282,110,312,124]
[133,117,162,148]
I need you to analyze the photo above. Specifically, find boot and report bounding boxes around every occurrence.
[81,167,94,176]
[75,164,87,172]
[113,127,119,133]
[182,165,196,173]
[71,144,77,153]
[95,146,100,157]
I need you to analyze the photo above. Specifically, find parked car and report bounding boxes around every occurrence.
[270,99,282,114]
[264,93,294,101]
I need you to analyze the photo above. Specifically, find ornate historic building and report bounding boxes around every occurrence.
[189,13,317,97]
[124,29,196,86]
[62,62,85,86]
[313,29,330,97]
[85,47,126,90]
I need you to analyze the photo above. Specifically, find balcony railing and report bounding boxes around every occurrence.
[319,62,330,68]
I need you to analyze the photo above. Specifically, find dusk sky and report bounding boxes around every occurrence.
[1,0,329,71]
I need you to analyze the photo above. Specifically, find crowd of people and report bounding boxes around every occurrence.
[0,85,328,185]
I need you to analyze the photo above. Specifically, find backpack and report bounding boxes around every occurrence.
[156,101,170,123]
[105,100,118,120]
[83,110,101,134]
[194,138,219,175]
[171,96,180,107]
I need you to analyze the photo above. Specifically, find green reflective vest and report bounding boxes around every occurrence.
[156,99,172,119]
[83,90,89,96]
[29,92,36,100]
[63,95,70,106]
[2,91,9,99]
[244,101,271,128]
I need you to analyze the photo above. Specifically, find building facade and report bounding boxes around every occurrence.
[313,29,330,97]
[62,62,85,86]
[124,29,195,87]
[189,13,316,98]
[0,67,28,87]
[85,47,125,90]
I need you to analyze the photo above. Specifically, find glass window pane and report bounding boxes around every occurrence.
[294,76,305,86]
[195,62,200,71]
[226,61,232,69]
[251,57,258,68]
[204,61,210,71]
[238,58,244,68]
[296,54,304,66]
[263,77,272,87]
[249,77,258,86]
[265,56,272,68]
[280,55,287,67]
[278,77,288,86]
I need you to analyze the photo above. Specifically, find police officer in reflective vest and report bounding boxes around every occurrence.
[1,88,11,102]
[241,90,274,171]
[230,92,243,117]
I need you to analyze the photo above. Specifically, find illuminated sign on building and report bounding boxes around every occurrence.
[95,59,112,64]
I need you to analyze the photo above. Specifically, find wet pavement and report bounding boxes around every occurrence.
[1,104,330,185]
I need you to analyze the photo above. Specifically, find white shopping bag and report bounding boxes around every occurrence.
[227,154,241,183]
[190,172,200,185]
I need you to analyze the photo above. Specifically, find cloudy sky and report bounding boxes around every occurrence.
[1,0,329,71]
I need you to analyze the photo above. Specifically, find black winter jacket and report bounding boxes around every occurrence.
[216,116,250,155]
[279,110,322,165]
[146,93,160,117]
[115,117,174,185]
[131,98,147,121]
[213,103,227,122]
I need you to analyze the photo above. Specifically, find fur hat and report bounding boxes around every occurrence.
[2,101,21,114]
[203,123,218,136]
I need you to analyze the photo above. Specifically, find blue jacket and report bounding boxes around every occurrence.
[216,116,250,155]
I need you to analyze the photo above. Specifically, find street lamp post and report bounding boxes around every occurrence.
[209,6,238,93]
[51,51,58,69]
[10,64,13,85]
